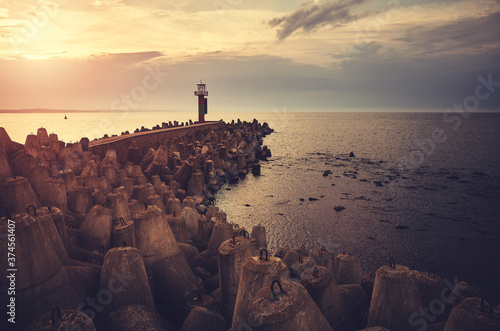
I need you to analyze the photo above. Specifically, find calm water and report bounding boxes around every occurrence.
[2,111,500,300]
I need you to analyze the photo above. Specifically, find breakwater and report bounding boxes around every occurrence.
[1,119,499,330]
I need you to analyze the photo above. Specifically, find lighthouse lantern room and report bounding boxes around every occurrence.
[194,80,208,123]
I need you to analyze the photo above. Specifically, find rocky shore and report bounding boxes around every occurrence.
[0,119,499,331]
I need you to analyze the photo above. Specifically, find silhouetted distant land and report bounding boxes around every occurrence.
[0,109,185,113]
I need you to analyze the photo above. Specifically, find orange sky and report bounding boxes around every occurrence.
[0,0,499,111]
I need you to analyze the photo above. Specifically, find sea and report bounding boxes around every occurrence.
[2,110,500,301]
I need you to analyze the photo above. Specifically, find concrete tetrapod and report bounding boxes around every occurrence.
[166,197,182,215]
[67,187,93,216]
[34,207,70,265]
[311,246,335,275]
[107,304,171,331]
[0,213,78,330]
[38,206,69,252]
[443,297,500,331]
[180,306,226,331]
[98,247,155,324]
[167,213,188,243]
[247,280,333,331]
[414,269,446,322]
[112,217,134,248]
[335,253,362,285]
[181,206,200,236]
[106,191,132,221]
[250,224,267,249]
[300,266,346,329]
[60,169,78,193]
[207,222,233,256]
[172,156,196,188]
[148,194,166,213]
[368,261,423,331]
[25,308,96,331]
[187,171,206,197]
[1,176,40,214]
[79,205,114,251]
[133,205,204,318]
[231,250,289,330]
[0,148,12,181]
[218,236,256,325]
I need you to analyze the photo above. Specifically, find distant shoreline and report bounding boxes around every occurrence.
[1,109,499,114]
[0,109,186,113]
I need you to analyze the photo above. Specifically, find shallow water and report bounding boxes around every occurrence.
[2,110,500,300]
[213,112,500,301]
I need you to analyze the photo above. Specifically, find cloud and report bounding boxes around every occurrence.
[269,0,371,41]
[396,11,500,55]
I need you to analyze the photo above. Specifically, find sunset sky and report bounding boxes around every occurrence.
[1,0,499,112]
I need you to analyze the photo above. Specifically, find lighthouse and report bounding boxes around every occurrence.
[194,80,208,123]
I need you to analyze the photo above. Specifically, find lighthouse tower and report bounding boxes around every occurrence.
[194,80,208,123]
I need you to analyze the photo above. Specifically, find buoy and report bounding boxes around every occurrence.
[180,306,226,331]
[25,308,96,331]
[247,280,333,331]
[335,253,362,285]
[368,261,423,330]
[218,236,256,324]
[301,266,346,329]
[98,247,155,318]
[443,297,500,331]
[1,176,40,214]
[232,250,289,329]
[79,205,114,251]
